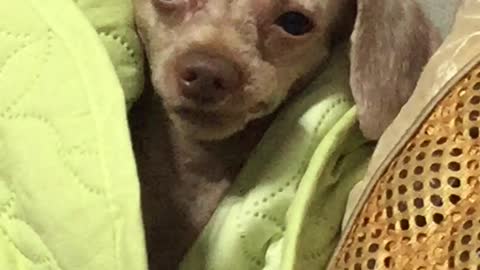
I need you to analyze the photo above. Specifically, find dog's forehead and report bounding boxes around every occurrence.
[201,0,324,17]
[288,0,327,10]
[200,0,268,17]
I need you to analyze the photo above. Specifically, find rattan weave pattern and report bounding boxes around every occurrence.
[333,64,480,269]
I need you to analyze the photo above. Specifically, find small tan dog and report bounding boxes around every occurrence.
[130,0,440,269]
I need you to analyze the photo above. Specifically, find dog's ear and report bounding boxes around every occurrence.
[349,0,441,140]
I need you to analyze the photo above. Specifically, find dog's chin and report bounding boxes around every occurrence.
[169,109,247,141]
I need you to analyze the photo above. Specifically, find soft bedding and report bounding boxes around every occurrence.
[0,0,146,269]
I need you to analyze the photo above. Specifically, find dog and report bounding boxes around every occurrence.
[130,0,440,269]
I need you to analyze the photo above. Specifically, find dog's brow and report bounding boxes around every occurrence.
[250,0,274,11]
[289,0,323,12]
[230,0,274,19]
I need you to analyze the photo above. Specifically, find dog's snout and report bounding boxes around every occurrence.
[175,52,242,104]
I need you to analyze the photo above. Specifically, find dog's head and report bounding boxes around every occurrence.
[134,0,439,141]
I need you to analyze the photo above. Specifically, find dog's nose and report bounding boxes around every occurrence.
[175,52,242,104]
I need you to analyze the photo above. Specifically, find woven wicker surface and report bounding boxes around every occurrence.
[332,63,480,269]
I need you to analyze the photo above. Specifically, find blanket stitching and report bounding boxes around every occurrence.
[75,26,122,270]
[2,1,141,269]
[235,97,348,267]
[2,30,53,115]
[98,30,143,105]
[301,147,370,263]
[30,2,123,267]
[6,216,55,264]
[0,29,32,41]
[98,31,138,66]
[0,179,14,217]
[10,215,67,270]
[240,210,284,231]
[0,224,51,265]
[62,145,99,156]
[0,196,14,216]
[0,177,53,265]
[0,183,57,266]
[0,40,37,78]
[0,113,106,195]
[240,244,265,268]
[1,2,104,267]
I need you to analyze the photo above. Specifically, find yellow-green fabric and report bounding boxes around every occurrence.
[181,47,374,270]
[0,0,147,270]
[74,0,144,107]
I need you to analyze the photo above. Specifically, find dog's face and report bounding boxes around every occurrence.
[134,0,349,140]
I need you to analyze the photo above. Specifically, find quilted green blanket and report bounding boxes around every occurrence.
[0,1,374,270]
[0,0,146,269]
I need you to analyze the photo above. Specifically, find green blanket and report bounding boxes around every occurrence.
[0,0,146,270]
[0,1,373,270]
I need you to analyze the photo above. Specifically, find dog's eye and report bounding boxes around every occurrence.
[275,11,314,36]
